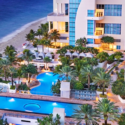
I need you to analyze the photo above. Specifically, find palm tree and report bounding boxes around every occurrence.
[38,39,46,53]
[75,37,87,47]
[26,32,35,44]
[25,64,37,83]
[57,65,76,82]
[8,66,17,87]
[60,56,71,66]
[43,32,50,40]
[93,70,111,95]
[0,59,10,81]
[44,57,51,70]
[73,104,98,125]
[39,23,49,33]
[4,45,16,56]
[45,39,53,52]
[90,58,98,66]
[80,65,94,89]
[0,118,8,125]
[95,99,119,125]
[17,68,23,84]
[33,38,40,51]
[50,29,60,48]
[22,49,33,64]
[35,28,42,39]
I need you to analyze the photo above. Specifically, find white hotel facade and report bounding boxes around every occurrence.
[47,0,125,50]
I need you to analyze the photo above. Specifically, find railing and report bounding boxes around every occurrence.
[95,30,103,35]
[95,12,103,17]
[71,90,96,100]
[3,113,43,120]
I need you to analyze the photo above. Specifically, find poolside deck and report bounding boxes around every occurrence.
[0,93,96,105]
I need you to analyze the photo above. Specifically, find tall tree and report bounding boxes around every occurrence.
[73,104,98,125]
[22,49,33,64]
[55,65,76,82]
[101,36,114,50]
[0,59,10,81]
[75,37,87,47]
[26,29,35,44]
[8,66,17,87]
[25,64,37,83]
[44,57,51,70]
[95,99,119,125]
[4,45,16,56]
[80,65,94,89]
[50,29,60,48]
[93,70,111,95]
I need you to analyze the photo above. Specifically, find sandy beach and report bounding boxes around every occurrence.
[0,17,47,54]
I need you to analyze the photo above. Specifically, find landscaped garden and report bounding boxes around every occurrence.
[0,23,125,125]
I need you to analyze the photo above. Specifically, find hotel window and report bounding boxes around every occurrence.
[87,10,95,17]
[87,39,94,44]
[87,20,94,35]
[97,4,104,9]
[65,4,69,15]
[65,22,69,32]
[116,45,121,50]
[114,39,121,42]
[69,0,81,45]
[97,4,122,16]
[50,22,53,29]
[104,24,121,35]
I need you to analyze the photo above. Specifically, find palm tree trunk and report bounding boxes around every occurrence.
[37,45,38,51]
[18,77,20,84]
[88,75,90,89]
[102,83,105,95]
[4,69,6,81]
[42,45,44,53]
[11,74,13,87]
[28,73,30,83]
[48,47,49,52]
[105,119,107,125]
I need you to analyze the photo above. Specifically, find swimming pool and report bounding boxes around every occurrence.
[30,72,60,95]
[0,96,80,117]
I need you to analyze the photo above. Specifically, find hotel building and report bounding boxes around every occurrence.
[47,0,125,50]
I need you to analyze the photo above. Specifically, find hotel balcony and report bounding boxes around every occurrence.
[47,12,69,22]
[86,44,101,48]
[87,30,104,39]
[87,12,104,20]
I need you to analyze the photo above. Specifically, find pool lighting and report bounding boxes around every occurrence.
[9,98,15,102]
[53,102,57,106]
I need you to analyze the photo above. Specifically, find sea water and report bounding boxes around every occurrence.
[0,0,53,42]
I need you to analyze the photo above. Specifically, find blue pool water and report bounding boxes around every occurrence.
[0,96,80,117]
[30,72,60,95]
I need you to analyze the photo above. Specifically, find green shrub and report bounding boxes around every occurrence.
[51,80,61,94]
[74,82,84,90]
[10,86,15,90]
[2,81,10,84]
[107,55,114,64]
[97,88,106,92]
[114,51,123,57]
[118,113,125,125]
[0,78,2,82]
[51,52,54,54]
[102,123,111,125]
[99,94,107,98]
[17,83,30,91]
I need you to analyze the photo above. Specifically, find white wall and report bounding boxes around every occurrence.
[4,116,38,125]
[75,0,125,50]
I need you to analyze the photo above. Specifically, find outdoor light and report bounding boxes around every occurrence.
[9,98,15,102]
[53,102,57,106]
